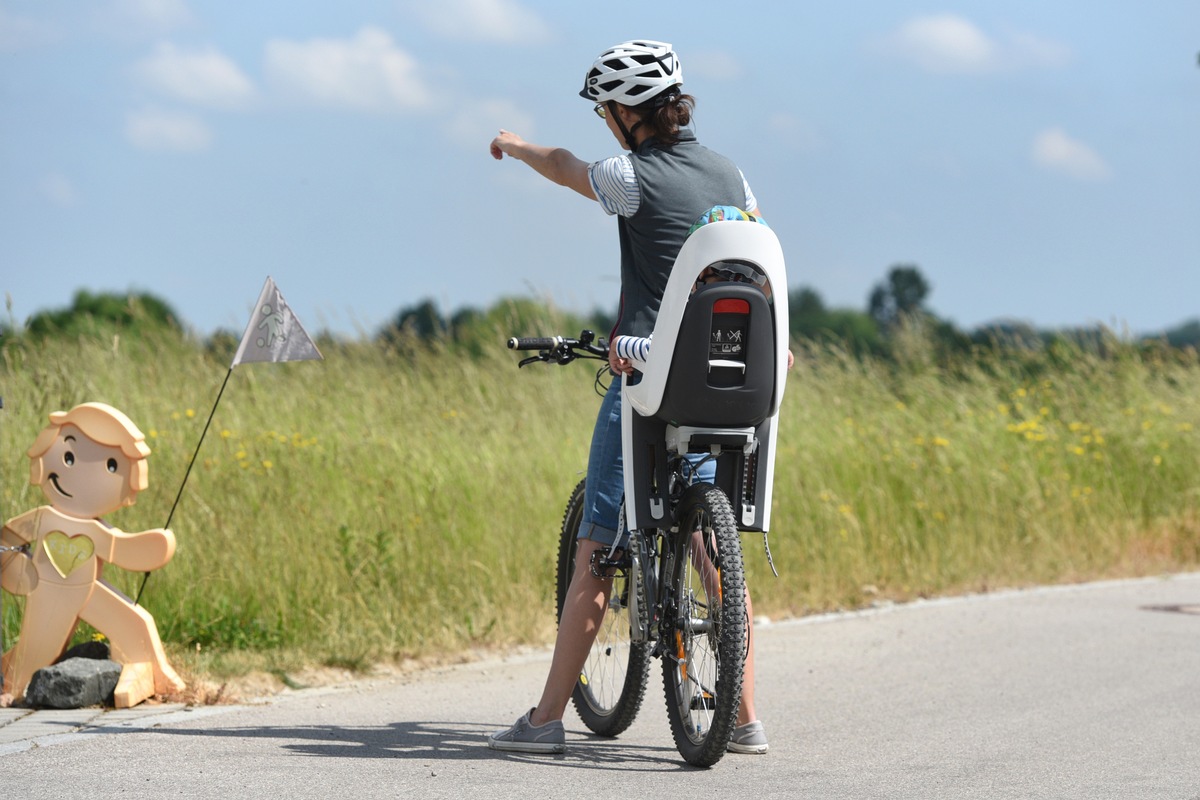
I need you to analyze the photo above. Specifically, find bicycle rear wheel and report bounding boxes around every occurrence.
[661,482,747,767]
[556,478,651,737]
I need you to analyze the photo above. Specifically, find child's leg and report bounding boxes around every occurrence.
[688,529,759,724]
[739,586,758,725]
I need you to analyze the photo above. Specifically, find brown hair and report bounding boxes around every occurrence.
[631,91,695,146]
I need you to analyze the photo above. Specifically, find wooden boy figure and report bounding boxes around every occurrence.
[1,402,186,708]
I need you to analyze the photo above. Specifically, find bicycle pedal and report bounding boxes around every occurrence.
[589,549,630,578]
[690,692,716,711]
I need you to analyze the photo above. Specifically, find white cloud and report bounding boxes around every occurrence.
[126,108,213,152]
[1032,127,1111,181]
[404,0,550,43]
[447,97,534,149]
[133,41,255,109]
[884,15,996,73]
[264,26,431,112]
[39,173,80,207]
[879,14,1069,74]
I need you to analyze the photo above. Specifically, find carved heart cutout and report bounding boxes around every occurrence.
[43,531,95,578]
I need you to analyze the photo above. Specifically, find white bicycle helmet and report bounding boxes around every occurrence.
[579,40,682,106]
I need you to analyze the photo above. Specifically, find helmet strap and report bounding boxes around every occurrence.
[609,101,643,151]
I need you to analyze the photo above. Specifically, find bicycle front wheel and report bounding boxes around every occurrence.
[556,478,651,737]
[661,482,747,767]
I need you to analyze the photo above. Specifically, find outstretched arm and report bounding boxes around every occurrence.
[490,130,596,200]
[103,527,177,572]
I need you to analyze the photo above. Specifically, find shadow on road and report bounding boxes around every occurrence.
[144,719,698,771]
[1141,603,1200,616]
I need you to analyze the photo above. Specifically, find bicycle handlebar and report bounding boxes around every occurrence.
[508,330,608,367]
[507,336,564,351]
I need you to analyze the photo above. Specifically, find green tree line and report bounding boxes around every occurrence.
[4,267,1199,358]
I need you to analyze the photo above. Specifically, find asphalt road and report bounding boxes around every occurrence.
[2,573,1199,799]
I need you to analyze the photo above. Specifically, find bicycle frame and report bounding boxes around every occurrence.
[588,456,711,649]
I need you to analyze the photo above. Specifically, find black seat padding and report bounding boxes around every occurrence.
[653,281,776,428]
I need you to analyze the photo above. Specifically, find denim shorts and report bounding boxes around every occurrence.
[579,378,715,548]
[579,379,625,547]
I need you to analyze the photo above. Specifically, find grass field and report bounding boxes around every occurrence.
[2,320,1198,691]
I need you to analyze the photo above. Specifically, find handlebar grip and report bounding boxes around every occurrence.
[508,336,562,351]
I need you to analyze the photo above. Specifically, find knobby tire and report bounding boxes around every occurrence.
[661,482,747,767]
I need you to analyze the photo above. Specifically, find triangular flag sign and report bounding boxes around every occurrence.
[231,277,324,367]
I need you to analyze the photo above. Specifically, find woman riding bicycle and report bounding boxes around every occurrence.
[487,39,768,756]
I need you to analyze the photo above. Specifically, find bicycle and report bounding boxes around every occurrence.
[507,217,789,768]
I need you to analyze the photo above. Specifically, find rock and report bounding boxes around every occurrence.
[24,657,121,709]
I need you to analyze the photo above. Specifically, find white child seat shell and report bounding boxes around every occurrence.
[620,219,789,531]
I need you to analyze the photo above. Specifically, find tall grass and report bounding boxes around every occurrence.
[2,322,1198,682]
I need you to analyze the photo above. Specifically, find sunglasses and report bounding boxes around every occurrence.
[593,102,607,120]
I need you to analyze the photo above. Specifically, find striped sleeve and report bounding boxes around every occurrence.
[613,334,652,366]
[588,156,640,217]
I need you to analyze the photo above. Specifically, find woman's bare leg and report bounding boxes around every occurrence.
[529,538,612,726]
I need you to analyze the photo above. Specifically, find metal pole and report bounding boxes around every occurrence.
[133,367,234,606]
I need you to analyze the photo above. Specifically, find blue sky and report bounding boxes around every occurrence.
[1,0,1197,338]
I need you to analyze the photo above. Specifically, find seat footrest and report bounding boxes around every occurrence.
[666,425,757,456]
